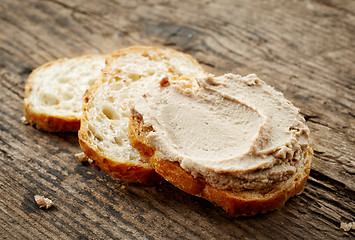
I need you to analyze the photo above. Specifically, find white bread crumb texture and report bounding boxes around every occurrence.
[85,81,142,165]
[26,56,106,117]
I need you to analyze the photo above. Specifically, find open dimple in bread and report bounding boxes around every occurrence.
[78,46,207,185]
[24,55,106,132]
[128,74,313,216]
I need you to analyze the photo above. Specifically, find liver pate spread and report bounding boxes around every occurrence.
[131,73,311,191]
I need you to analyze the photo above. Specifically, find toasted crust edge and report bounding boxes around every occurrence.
[150,149,312,216]
[78,134,162,185]
[102,46,205,79]
[24,110,80,132]
[128,107,313,216]
[23,54,105,132]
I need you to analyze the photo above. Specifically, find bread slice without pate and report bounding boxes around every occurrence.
[78,46,207,185]
[24,55,107,132]
[128,74,313,216]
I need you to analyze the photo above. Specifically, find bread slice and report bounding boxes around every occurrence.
[128,74,313,216]
[24,55,106,132]
[78,46,207,185]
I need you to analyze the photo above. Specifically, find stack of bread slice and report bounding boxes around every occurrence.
[24,46,312,216]
[78,46,207,185]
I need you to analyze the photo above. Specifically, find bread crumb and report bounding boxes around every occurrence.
[120,185,126,190]
[21,116,29,125]
[75,152,88,162]
[340,221,355,232]
[34,195,53,209]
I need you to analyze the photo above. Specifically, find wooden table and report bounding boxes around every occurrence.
[1,0,354,239]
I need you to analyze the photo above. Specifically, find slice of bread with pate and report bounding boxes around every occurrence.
[24,55,106,132]
[128,73,313,216]
[78,46,207,185]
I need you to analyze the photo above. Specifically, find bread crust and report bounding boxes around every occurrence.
[78,46,205,185]
[150,150,312,216]
[24,55,105,132]
[128,107,313,216]
[78,134,162,185]
[24,110,80,132]
[103,46,204,79]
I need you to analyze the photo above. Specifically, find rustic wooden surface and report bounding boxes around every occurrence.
[0,0,354,239]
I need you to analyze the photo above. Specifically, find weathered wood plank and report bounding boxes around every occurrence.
[0,0,354,239]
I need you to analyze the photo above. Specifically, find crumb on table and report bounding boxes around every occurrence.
[21,116,29,125]
[340,221,355,232]
[75,152,89,163]
[34,195,53,209]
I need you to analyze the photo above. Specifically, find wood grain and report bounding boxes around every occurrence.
[0,0,354,239]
